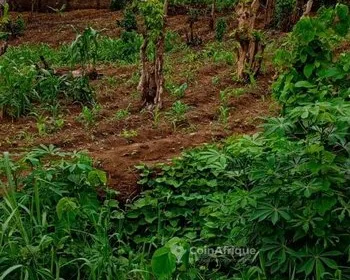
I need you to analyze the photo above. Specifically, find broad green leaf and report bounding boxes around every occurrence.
[151,247,176,279]
[88,169,107,186]
[303,64,314,78]
[336,4,349,21]
[56,197,78,220]
[0,265,23,280]
[295,81,315,88]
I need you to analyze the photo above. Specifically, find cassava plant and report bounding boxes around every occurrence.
[273,3,350,111]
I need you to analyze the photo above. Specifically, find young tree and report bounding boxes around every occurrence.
[137,0,168,109]
[186,8,202,46]
[234,0,265,81]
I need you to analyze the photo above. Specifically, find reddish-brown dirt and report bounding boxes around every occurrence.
[0,10,278,200]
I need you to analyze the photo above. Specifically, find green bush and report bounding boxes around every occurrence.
[0,146,131,279]
[215,17,227,41]
[97,31,143,64]
[274,4,350,111]
[117,7,138,32]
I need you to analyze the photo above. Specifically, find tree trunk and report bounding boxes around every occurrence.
[138,0,168,109]
[30,0,35,19]
[248,0,260,64]
[138,35,155,107]
[264,0,275,27]
[250,0,259,29]
[237,38,249,80]
[96,0,100,9]
[303,0,313,16]
[235,0,264,81]
[153,0,168,108]
[209,0,216,30]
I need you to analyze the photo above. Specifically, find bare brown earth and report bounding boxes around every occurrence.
[0,10,278,200]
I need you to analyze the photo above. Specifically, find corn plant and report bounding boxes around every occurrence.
[114,106,131,121]
[67,27,99,70]
[166,101,190,130]
[77,105,101,128]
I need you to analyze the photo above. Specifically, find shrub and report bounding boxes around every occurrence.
[97,31,142,64]
[117,7,138,32]
[0,146,132,279]
[274,4,350,111]
[215,17,227,41]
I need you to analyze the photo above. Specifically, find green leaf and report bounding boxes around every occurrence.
[313,197,337,216]
[0,265,23,280]
[88,169,107,186]
[151,247,176,279]
[301,258,315,276]
[336,4,349,21]
[295,81,315,88]
[271,211,279,225]
[315,259,325,280]
[320,257,338,270]
[303,64,314,78]
[56,197,78,220]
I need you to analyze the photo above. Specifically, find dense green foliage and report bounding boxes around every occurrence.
[117,7,138,32]
[170,0,238,10]
[0,46,95,118]
[132,4,350,279]
[0,146,130,279]
[274,4,350,110]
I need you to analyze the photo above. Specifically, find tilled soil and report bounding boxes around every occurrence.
[1,9,278,199]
